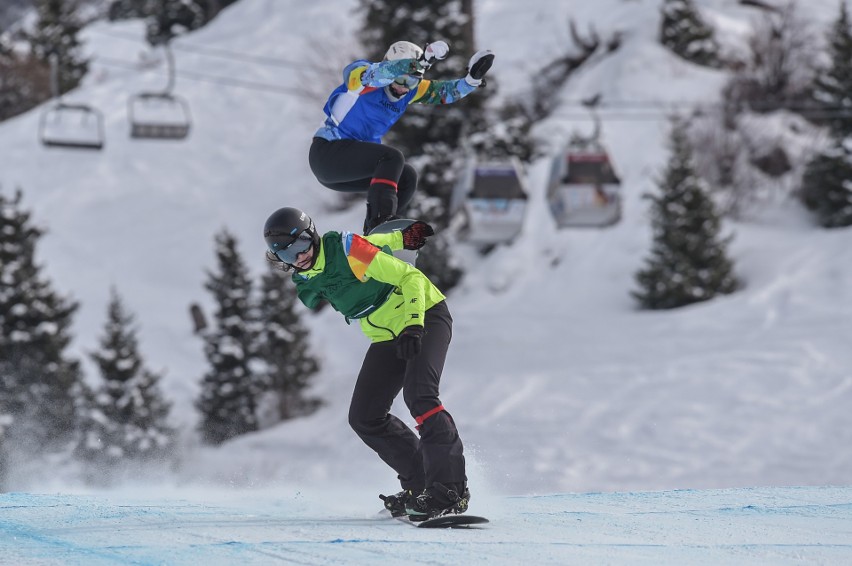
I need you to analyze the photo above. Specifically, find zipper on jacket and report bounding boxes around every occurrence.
[365,315,397,340]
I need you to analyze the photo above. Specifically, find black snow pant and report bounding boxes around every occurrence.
[309,137,418,231]
[347,301,466,494]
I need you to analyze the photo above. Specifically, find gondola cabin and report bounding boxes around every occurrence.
[459,158,529,245]
[548,147,621,227]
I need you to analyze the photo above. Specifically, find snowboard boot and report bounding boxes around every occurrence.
[379,489,417,518]
[405,483,471,522]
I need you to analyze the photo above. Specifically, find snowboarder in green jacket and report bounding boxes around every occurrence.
[263,206,469,521]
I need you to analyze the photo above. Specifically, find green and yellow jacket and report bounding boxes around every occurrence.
[292,230,445,343]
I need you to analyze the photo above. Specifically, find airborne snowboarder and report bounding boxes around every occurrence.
[309,40,495,233]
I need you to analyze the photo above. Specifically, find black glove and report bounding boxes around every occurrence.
[396,326,425,360]
[465,50,494,86]
[400,221,435,250]
[265,250,291,272]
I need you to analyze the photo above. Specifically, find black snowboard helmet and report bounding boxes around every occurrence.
[263,207,320,270]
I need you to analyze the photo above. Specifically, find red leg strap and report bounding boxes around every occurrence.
[371,177,399,191]
[415,405,445,430]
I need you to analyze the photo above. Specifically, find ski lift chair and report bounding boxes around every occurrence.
[547,146,622,228]
[462,157,529,245]
[39,102,105,150]
[38,54,105,150]
[128,43,192,140]
[129,92,192,139]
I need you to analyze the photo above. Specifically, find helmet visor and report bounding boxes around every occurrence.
[393,75,421,89]
[272,231,314,264]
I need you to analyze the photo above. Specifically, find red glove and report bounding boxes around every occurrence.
[401,221,435,250]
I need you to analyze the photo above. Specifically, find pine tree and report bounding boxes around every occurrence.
[357,0,483,190]
[196,229,260,445]
[410,195,464,291]
[255,270,322,423]
[76,288,174,470]
[356,0,495,289]
[811,1,852,136]
[800,142,852,228]
[633,120,739,309]
[28,0,89,95]
[799,2,852,228]
[723,2,818,115]
[108,0,231,33]
[0,188,84,450]
[144,0,206,45]
[659,0,720,67]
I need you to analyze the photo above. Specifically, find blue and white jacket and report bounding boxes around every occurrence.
[314,58,478,143]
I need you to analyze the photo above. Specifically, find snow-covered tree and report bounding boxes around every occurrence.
[28,0,89,94]
[800,141,852,228]
[633,120,739,309]
[355,0,512,290]
[811,1,852,136]
[0,188,84,450]
[144,0,205,45]
[107,0,237,32]
[659,0,720,67]
[76,288,174,471]
[409,194,464,291]
[799,2,852,228]
[356,1,492,255]
[255,270,322,424]
[724,2,818,115]
[358,0,482,200]
[196,229,260,445]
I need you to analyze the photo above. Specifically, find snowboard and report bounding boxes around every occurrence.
[366,218,418,267]
[395,514,490,529]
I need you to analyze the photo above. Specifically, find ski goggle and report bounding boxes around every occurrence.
[272,231,314,264]
[393,75,421,89]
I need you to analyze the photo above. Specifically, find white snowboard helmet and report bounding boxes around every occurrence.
[383,41,423,101]
[384,41,424,74]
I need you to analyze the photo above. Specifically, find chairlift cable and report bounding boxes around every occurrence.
[88,32,852,116]
[170,40,310,71]
[48,53,61,100]
[89,28,315,72]
[86,32,852,115]
[94,55,304,96]
[176,66,304,96]
[90,57,852,119]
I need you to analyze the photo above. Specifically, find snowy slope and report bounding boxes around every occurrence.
[2,486,852,565]
[1,0,851,503]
